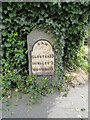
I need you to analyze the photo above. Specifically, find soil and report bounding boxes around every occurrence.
[66,68,88,86]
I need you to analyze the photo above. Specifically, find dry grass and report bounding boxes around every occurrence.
[66,68,88,86]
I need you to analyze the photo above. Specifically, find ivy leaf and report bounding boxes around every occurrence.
[4,10,7,14]
[2,31,7,36]
[7,6,12,11]
[5,43,11,47]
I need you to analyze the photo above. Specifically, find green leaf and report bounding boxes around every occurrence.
[4,10,7,14]
[5,43,11,47]
[7,6,12,11]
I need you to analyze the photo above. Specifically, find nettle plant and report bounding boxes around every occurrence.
[1,2,90,101]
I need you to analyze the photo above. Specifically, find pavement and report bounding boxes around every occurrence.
[0,82,88,119]
[0,100,2,120]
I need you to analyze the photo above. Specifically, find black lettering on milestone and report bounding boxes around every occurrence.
[39,68,41,71]
[47,68,49,71]
[36,68,38,71]
[33,68,35,71]
[52,54,54,58]
[38,43,40,45]
[50,54,52,58]
[50,67,53,70]
[32,55,34,58]
[37,55,39,58]
[45,43,48,46]
[34,56,36,58]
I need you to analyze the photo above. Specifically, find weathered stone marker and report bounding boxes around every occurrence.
[31,40,54,75]
[27,30,55,76]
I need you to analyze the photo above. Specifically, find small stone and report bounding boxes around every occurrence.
[56,98,59,100]
[81,95,85,98]
[75,108,80,112]
[83,99,86,103]
[71,102,73,105]
[81,108,86,111]
[11,112,14,115]
[8,96,11,99]
[72,109,74,111]
[15,89,18,92]
[78,115,82,118]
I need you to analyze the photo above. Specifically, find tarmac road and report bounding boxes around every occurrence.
[0,83,88,119]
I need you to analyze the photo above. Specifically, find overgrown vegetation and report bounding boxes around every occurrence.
[1,2,90,103]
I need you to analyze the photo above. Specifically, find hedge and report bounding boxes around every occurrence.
[1,2,90,99]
